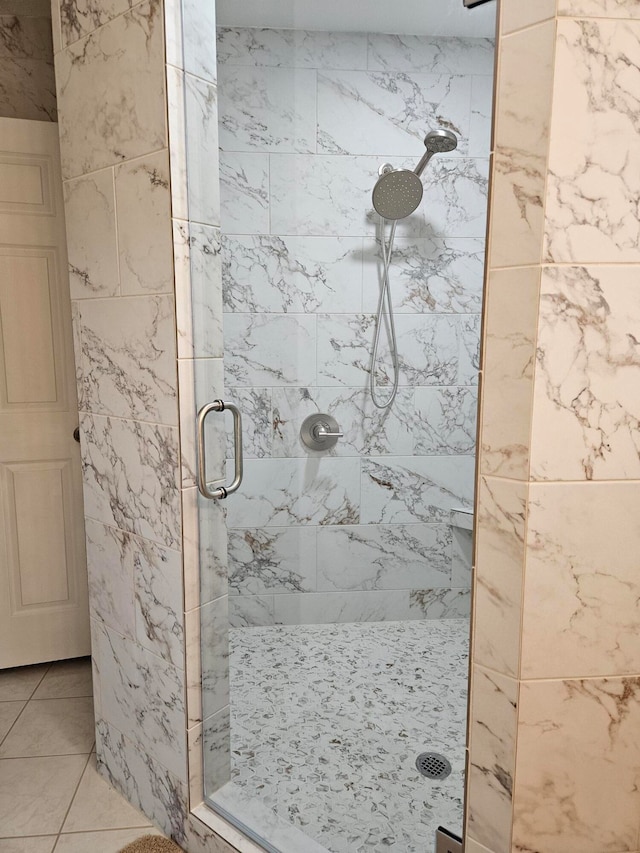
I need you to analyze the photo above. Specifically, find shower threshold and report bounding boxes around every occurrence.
[205,619,469,853]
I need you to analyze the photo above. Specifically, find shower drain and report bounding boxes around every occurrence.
[415,752,452,780]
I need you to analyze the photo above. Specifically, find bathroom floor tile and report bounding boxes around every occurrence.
[54,828,163,853]
[0,703,25,743]
[0,838,57,853]
[0,755,87,836]
[63,754,152,833]
[0,698,95,758]
[32,659,92,700]
[0,665,49,702]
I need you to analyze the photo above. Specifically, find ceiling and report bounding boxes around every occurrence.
[216,0,497,38]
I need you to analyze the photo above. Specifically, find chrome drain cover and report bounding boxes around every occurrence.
[415,752,451,780]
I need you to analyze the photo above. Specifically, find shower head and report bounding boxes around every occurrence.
[371,128,459,220]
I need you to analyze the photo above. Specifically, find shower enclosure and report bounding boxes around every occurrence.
[192,3,496,850]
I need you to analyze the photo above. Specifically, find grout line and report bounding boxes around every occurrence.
[52,751,95,851]
[0,663,52,749]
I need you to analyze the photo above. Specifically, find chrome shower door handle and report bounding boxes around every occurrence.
[196,400,243,500]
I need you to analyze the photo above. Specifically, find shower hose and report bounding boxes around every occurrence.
[370,217,400,410]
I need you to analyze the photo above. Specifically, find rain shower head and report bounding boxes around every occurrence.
[371,128,459,221]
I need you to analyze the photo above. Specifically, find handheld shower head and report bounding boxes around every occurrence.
[371,128,459,220]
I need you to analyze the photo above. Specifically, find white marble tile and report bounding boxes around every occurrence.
[270,154,410,238]
[181,487,228,611]
[189,224,224,359]
[361,455,475,524]
[424,158,490,239]
[219,152,269,234]
[70,301,87,411]
[544,19,640,263]
[458,314,481,385]
[55,0,165,179]
[530,265,640,481]
[317,314,460,387]
[178,357,225,487]
[226,457,360,528]
[163,0,183,69]
[318,70,471,156]
[133,536,184,670]
[0,14,54,59]
[80,413,181,549]
[228,594,275,628]
[558,0,640,14]
[185,71,220,226]
[273,590,409,625]
[513,678,640,853]
[203,707,231,795]
[469,75,494,158]
[63,170,119,299]
[93,623,186,781]
[522,483,640,680]
[0,56,56,121]
[480,267,538,480]
[59,0,131,47]
[228,526,317,594]
[490,20,555,267]
[200,596,230,721]
[474,477,526,678]
[182,0,216,80]
[501,0,556,34]
[224,314,316,387]
[225,387,272,459]
[271,386,415,458]
[367,34,495,76]
[414,386,477,455]
[114,150,173,295]
[85,518,135,641]
[222,235,363,314]
[166,66,188,221]
[451,527,473,588]
[408,588,471,619]
[217,28,368,70]
[467,667,517,853]
[316,523,451,591]
[219,65,316,154]
[96,719,189,841]
[362,237,484,315]
[78,294,178,424]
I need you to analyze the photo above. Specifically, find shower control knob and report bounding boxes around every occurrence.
[300,414,343,451]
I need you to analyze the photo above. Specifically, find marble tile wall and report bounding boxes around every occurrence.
[217,27,493,627]
[0,13,56,120]
[469,2,640,852]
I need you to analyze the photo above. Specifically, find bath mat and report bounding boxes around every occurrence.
[118,835,184,853]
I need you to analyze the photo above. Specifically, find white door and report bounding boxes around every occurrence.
[0,118,89,668]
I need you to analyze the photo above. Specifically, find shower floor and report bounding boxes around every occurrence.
[219,619,469,853]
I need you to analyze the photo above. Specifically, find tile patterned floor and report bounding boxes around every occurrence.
[211,619,469,853]
[0,658,165,853]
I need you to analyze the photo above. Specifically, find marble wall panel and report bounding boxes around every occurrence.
[521,482,640,680]
[500,0,556,35]
[59,0,131,48]
[228,527,317,594]
[0,14,56,120]
[558,0,640,14]
[114,150,174,295]
[480,267,538,479]
[367,34,495,76]
[55,0,165,179]
[489,20,556,267]
[361,238,485,315]
[545,18,640,263]
[222,235,363,314]
[78,294,178,424]
[512,678,640,853]
[63,169,119,299]
[217,28,368,70]
[80,413,181,550]
[474,477,526,678]
[219,152,269,234]
[467,667,517,853]
[530,265,640,481]
[93,621,187,781]
[414,386,478,455]
[184,71,220,226]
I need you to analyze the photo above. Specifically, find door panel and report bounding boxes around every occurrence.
[0,118,89,668]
